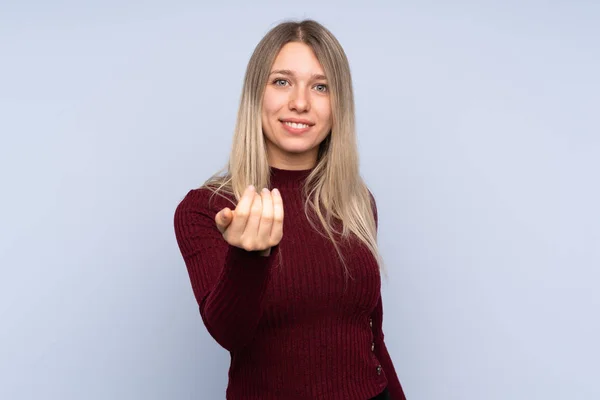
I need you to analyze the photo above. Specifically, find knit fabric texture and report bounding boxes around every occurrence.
[174,166,407,400]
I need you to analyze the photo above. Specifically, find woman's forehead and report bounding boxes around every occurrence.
[271,43,326,78]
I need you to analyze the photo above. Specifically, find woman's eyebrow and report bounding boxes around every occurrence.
[269,69,327,80]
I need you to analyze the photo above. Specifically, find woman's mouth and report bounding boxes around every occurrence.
[281,121,311,135]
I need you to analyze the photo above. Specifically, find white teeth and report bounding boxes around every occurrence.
[283,121,309,129]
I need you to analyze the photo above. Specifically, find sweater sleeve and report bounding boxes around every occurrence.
[369,189,408,400]
[173,189,279,352]
[372,296,407,400]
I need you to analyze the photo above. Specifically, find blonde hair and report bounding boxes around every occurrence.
[203,19,387,281]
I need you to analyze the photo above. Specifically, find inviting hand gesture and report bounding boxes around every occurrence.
[215,186,284,256]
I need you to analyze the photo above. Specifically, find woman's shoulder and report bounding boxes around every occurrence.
[176,185,236,216]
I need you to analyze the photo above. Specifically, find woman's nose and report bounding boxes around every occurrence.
[289,88,310,112]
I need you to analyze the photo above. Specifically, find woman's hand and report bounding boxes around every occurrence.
[215,186,284,256]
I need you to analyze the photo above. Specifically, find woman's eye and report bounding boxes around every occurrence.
[315,84,328,92]
[273,79,288,86]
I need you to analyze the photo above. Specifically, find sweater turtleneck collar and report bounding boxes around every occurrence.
[269,166,314,189]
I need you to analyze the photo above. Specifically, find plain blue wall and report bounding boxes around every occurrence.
[1,1,599,399]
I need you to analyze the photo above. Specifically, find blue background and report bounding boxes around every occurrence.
[1,1,599,399]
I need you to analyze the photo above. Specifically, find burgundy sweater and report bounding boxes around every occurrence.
[174,166,407,400]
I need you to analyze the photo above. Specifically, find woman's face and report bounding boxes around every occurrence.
[261,42,333,170]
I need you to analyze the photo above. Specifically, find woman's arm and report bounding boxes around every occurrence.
[371,295,407,400]
[369,189,408,399]
[174,189,278,352]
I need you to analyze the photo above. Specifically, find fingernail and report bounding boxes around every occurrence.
[248,185,255,191]
[262,188,269,194]
[273,188,280,195]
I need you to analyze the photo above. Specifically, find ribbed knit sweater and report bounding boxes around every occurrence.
[174,166,407,400]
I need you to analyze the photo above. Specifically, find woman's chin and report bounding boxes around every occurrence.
[280,143,317,153]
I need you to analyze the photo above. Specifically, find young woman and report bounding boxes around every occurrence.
[174,19,407,400]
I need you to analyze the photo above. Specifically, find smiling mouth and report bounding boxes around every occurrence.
[282,121,311,129]
[280,120,312,135]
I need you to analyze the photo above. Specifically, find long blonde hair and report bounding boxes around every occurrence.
[203,19,387,280]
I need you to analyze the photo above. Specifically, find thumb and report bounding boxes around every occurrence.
[216,207,232,232]
[221,207,232,221]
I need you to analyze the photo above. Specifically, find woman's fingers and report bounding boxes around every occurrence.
[257,188,274,242]
[270,188,284,245]
[216,185,284,253]
[243,193,263,249]
[227,185,256,236]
